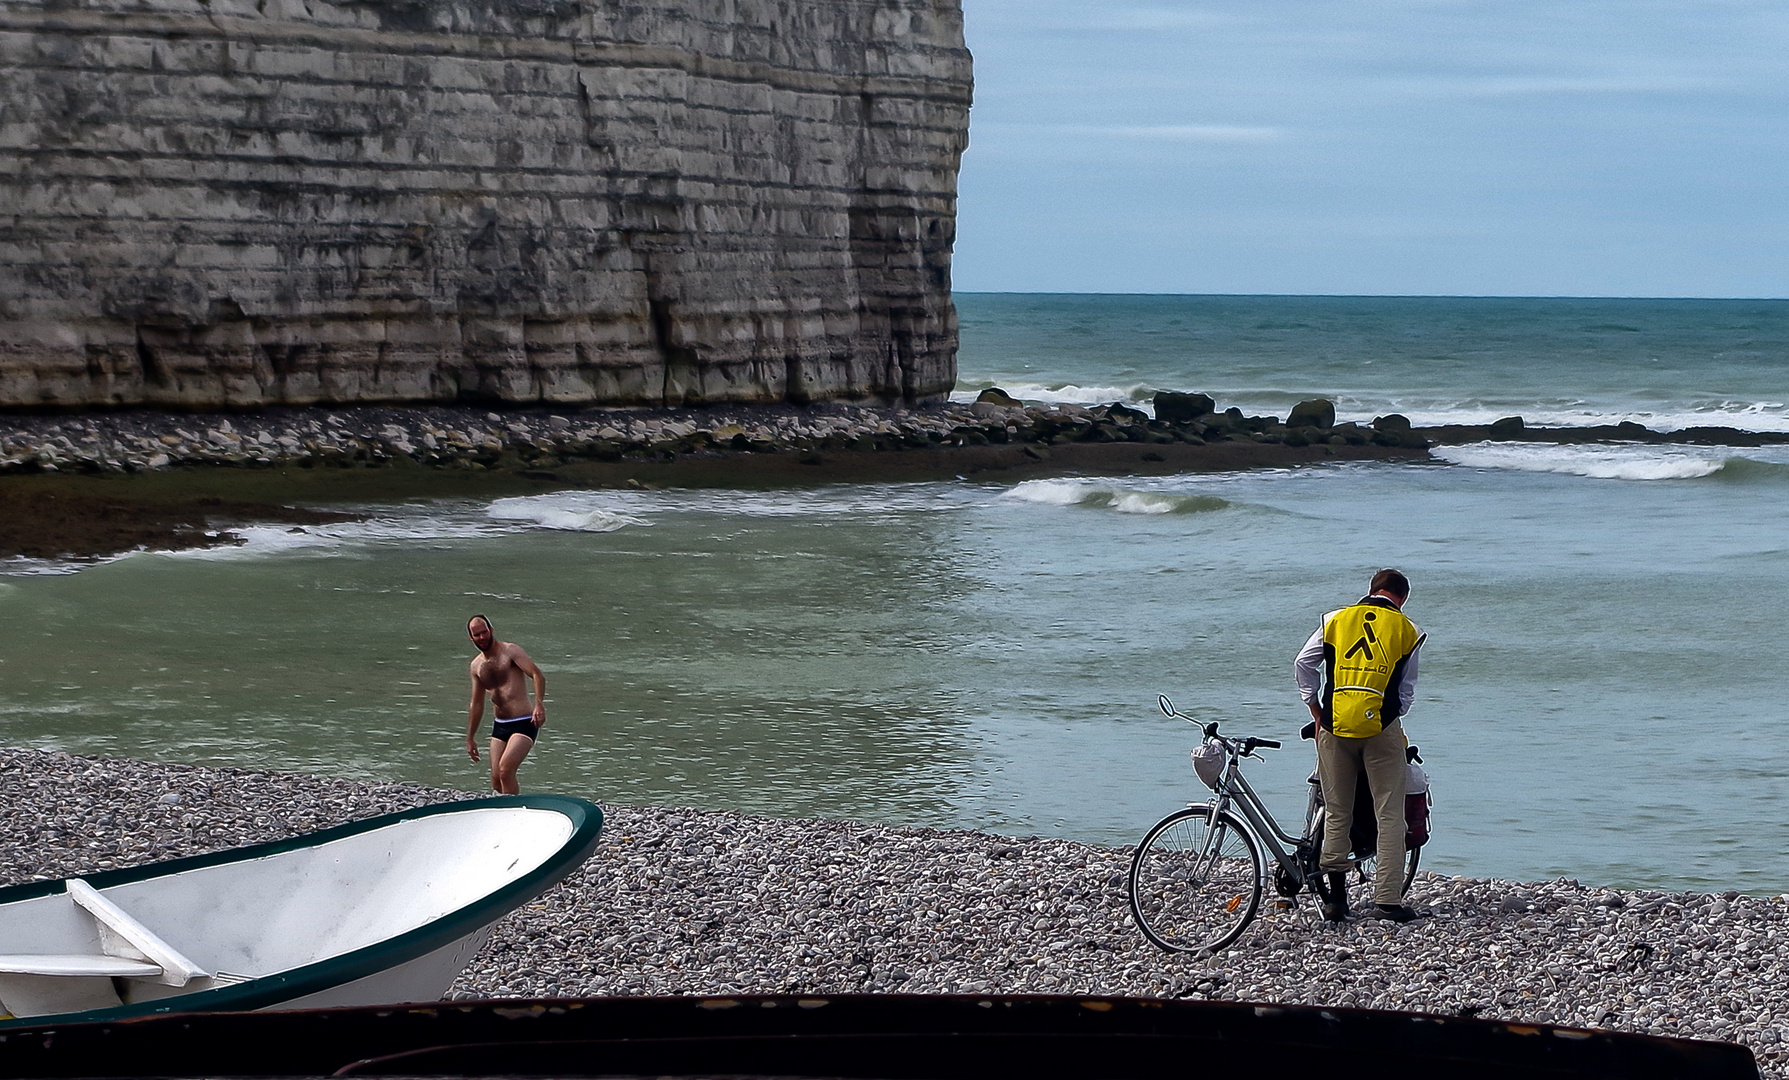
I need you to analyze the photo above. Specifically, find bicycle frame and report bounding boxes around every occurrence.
[1204,750,1311,887]
[1131,697,1424,954]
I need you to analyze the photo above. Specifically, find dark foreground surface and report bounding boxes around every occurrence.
[0,995,1756,1079]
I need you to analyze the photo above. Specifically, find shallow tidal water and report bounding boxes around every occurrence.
[6,439,1789,894]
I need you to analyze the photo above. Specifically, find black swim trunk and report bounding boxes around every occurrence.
[491,717,539,742]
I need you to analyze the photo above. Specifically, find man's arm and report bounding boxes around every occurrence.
[466,672,486,761]
[1394,642,1421,718]
[516,648,547,728]
[1294,626,1325,725]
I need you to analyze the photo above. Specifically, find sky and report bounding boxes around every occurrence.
[950,0,1789,298]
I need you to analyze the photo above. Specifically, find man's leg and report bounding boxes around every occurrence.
[492,733,534,795]
[1316,729,1362,873]
[488,739,506,793]
[1361,720,1410,906]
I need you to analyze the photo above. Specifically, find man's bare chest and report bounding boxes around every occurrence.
[473,654,518,688]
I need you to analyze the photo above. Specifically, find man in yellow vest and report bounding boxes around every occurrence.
[1294,568,1425,923]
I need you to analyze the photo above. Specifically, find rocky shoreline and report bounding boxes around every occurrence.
[7,392,1784,478]
[2,749,1784,1075]
[0,395,1416,477]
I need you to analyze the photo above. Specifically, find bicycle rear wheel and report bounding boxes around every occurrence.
[1128,805,1263,954]
[1363,844,1421,898]
[1308,806,1420,898]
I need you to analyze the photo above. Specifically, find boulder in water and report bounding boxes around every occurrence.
[1154,391,1215,423]
[1489,416,1526,439]
[976,387,1023,408]
[1287,399,1336,429]
[1372,413,1412,432]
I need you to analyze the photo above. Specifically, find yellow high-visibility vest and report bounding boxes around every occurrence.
[1320,598,1424,738]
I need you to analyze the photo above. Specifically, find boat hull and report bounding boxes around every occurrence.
[0,795,602,1028]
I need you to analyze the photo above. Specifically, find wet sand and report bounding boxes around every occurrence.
[0,438,1421,562]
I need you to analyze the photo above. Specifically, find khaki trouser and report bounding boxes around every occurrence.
[1316,719,1408,905]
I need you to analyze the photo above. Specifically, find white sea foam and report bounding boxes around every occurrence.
[1374,401,1789,434]
[950,382,1156,411]
[953,379,1789,434]
[1431,442,1738,481]
[1000,479,1227,514]
[487,493,651,532]
[618,485,978,519]
[156,512,507,562]
[0,557,90,577]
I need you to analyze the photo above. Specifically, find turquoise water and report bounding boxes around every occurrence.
[5,294,1789,893]
[953,293,1789,432]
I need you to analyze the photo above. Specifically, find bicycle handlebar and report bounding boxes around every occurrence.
[1161,696,1280,756]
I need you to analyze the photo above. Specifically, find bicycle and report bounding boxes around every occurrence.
[1127,695,1422,954]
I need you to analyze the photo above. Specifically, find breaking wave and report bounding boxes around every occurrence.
[1000,479,1229,515]
[486,494,652,532]
[1428,442,1789,482]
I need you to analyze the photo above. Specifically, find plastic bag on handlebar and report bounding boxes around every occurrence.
[1191,742,1226,790]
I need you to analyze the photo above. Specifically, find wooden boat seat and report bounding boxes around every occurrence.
[65,879,208,987]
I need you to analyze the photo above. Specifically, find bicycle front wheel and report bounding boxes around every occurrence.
[1128,805,1264,954]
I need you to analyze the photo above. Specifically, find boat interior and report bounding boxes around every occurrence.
[0,805,575,1021]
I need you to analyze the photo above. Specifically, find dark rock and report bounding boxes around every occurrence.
[1105,402,1149,424]
[1153,391,1216,423]
[976,387,1023,408]
[1489,416,1527,439]
[1372,414,1412,432]
[1287,399,1336,429]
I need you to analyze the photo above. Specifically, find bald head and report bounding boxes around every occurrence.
[468,614,495,651]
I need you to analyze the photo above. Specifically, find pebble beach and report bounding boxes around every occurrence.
[2,748,1784,1074]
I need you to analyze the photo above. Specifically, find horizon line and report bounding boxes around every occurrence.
[951,290,1789,302]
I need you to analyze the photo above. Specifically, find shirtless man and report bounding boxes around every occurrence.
[465,615,546,795]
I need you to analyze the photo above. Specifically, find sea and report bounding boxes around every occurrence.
[5,293,1789,894]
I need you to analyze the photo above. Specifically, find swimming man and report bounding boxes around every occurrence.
[465,614,547,794]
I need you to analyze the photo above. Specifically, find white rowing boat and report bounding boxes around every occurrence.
[0,794,602,1028]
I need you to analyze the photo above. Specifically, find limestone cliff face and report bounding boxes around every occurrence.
[0,0,970,408]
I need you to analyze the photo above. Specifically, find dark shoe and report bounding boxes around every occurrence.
[1375,904,1422,923]
[1321,872,1350,922]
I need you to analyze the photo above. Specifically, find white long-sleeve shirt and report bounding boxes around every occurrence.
[1295,610,1421,717]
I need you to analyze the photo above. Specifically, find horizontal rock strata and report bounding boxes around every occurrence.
[0,0,970,409]
[2,749,1785,1076]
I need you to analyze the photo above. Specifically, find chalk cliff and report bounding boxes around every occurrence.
[0,0,970,408]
